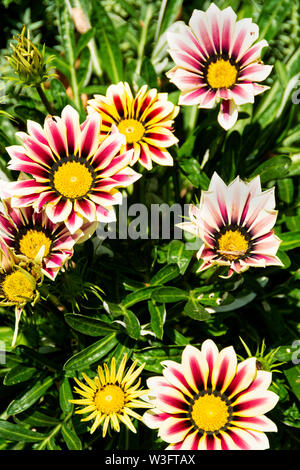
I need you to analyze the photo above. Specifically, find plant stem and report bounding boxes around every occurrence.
[35,84,55,115]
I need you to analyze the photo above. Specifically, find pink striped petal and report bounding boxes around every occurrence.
[230,415,277,432]
[159,417,193,444]
[232,390,279,417]
[218,99,238,130]
[80,113,101,158]
[211,346,237,393]
[45,198,73,223]
[162,360,194,399]
[239,63,273,82]
[181,345,209,393]
[74,198,97,222]
[92,133,124,169]
[44,116,68,158]
[65,209,84,234]
[61,105,81,154]
[226,357,257,399]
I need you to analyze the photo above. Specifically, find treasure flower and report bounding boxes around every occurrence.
[70,354,152,437]
[166,3,272,130]
[6,105,141,234]
[87,82,179,170]
[177,172,283,278]
[0,237,42,346]
[143,339,279,450]
[0,199,82,280]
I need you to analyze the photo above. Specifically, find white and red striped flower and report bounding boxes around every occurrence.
[166,3,272,130]
[87,82,179,170]
[143,340,279,450]
[0,199,81,280]
[177,172,283,278]
[5,105,141,234]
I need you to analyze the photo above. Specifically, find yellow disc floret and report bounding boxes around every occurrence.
[94,384,125,414]
[118,119,145,144]
[19,229,52,260]
[217,229,249,260]
[53,161,93,199]
[206,59,238,89]
[2,270,35,303]
[191,394,229,432]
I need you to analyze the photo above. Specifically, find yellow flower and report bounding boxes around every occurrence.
[87,82,179,170]
[70,354,152,437]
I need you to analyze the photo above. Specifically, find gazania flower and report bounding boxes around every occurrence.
[0,199,82,280]
[5,105,141,234]
[143,340,279,450]
[166,3,272,130]
[87,82,179,170]
[0,238,42,345]
[177,172,282,278]
[70,354,152,437]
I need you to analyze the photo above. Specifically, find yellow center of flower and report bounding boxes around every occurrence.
[53,161,93,199]
[191,394,229,432]
[94,384,125,414]
[19,229,51,260]
[217,229,249,260]
[118,119,145,144]
[206,59,238,89]
[2,271,34,303]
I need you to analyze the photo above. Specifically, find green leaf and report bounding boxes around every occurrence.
[159,0,183,35]
[0,420,47,442]
[47,437,62,450]
[59,377,74,415]
[61,423,82,450]
[183,299,210,321]
[4,365,37,386]
[277,178,294,203]
[148,300,166,340]
[7,376,55,416]
[258,0,292,41]
[133,346,185,373]
[177,156,210,189]
[123,309,141,341]
[152,286,188,303]
[93,0,123,83]
[121,287,157,308]
[167,240,194,275]
[284,365,300,401]
[150,264,180,286]
[76,28,95,57]
[64,313,118,336]
[63,333,118,372]
[250,156,291,183]
[141,57,157,88]
[21,411,59,428]
[279,231,300,251]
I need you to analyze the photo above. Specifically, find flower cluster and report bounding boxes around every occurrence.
[0,1,285,451]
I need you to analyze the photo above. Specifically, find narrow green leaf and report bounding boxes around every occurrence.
[59,377,74,415]
[277,178,294,204]
[284,365,300,401]
[121,287,158,308]
[64,313,118,336]
[133,346,185,373]
[61,423,82,450]
[148,300,166,340]
[4,365,37,386]
[159,0,183,35]
[183,299,210,321]
[93,0,123,82]
[76,28,95,57]
[123,309,141,341]
[7,376,55,416]
[21,410,59,428]
[279,232,300,251]
[250,155,291,183]
[47,437,62,450]
[152,287,188,303]
[150,264,180,286]
[63,333,118,372]
[0,420,46,442]
[167,240,194,275]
